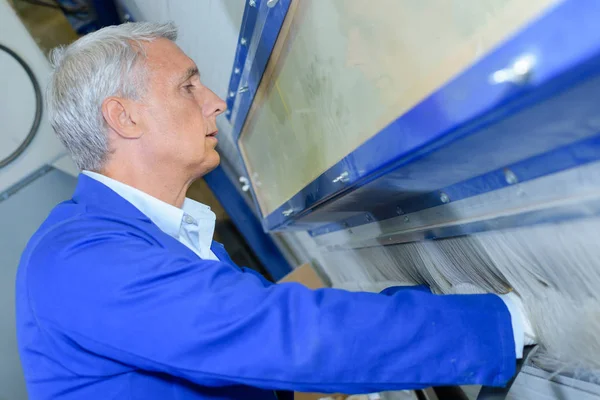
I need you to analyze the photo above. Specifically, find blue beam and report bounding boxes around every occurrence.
[203,166,292,280]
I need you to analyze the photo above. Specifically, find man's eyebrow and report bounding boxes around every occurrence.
[179,67,200,85]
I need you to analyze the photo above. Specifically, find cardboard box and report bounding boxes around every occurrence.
[278,263,327,289]
[294,395,347,400]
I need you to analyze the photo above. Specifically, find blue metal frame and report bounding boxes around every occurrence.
[228,0,600,233]
[312,133,600,237]
[203,166,292,280]
[224,0,295,237]
[57,0,122,34]
[89,0,121,27]
[225,0,260,118]
[212,0,294,279]
[227,0,291,137]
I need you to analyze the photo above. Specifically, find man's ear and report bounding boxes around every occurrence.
[101,96,143,139]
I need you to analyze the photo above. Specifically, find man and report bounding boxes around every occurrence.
[16,22,534,400]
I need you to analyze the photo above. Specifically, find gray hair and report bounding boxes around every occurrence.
[47,22,178,171]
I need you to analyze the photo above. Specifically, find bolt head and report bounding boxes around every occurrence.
[440,192,450,203]
[513,54,535,76]
[490,53,536,85]
[504,169,519,185]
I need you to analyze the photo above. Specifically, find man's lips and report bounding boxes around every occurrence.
[206,130,218,137]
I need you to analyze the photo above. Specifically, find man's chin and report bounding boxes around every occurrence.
[202,150,221,175]
[206,159,220,174]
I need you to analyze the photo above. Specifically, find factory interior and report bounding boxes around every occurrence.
[1,0,600,399]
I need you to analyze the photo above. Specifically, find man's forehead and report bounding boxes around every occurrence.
[142,38,197,79]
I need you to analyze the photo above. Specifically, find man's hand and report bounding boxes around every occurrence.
[498,291,537,357]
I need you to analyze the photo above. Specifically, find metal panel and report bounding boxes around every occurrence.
[310,131,600,238]
[507,366,600,399]
[227,0,600,233]
[227,0,292,138]
[238,0,558,218]
[312,158,600,249]
[0,0,68,193]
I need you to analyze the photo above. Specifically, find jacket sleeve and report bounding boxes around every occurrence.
[242,267,274,287]
[28,221,516,394]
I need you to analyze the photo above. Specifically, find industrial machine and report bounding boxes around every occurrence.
[4,0,600,397]
[0,0,71,196]
[220,0,600,398]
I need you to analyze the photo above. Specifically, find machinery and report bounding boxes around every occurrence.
[4,0,600,397]
[219,0,600,398]
[0,0,71,196]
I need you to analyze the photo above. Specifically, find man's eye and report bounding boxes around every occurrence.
[184,84,195,93]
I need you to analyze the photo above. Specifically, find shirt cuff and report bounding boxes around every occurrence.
[497,293,524,359]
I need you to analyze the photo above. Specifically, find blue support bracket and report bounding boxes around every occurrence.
[203,166,292,280]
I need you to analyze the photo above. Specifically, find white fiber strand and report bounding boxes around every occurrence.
[316,216,600,375]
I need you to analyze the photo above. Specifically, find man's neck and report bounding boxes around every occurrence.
[98,168,193,208]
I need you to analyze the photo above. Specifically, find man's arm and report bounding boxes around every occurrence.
[28,221,516,394]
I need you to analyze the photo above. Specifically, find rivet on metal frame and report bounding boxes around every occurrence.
[440,192,450,204]
[239,176,250,192]
[332,171,350,183]
[249,0,256,7]
[234,67,241,75]
[490,53,536,85]
[240,38,247,46]
[504,169,519,185]
[229,91,235,98]
[267,0,279,7]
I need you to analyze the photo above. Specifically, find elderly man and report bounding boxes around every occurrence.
[16,22,533,400]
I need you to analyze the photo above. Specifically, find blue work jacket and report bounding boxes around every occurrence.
[16,175,516,399]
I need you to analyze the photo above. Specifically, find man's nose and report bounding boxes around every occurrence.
[203,88,227,118]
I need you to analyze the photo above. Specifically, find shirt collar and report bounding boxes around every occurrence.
[81,171,213,239]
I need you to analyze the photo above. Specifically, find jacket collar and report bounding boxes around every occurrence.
[81,171,186,238]
[72,174,224,258]
[72,173,152,222]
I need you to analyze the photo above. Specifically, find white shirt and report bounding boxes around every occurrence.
[83,171,219,261]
